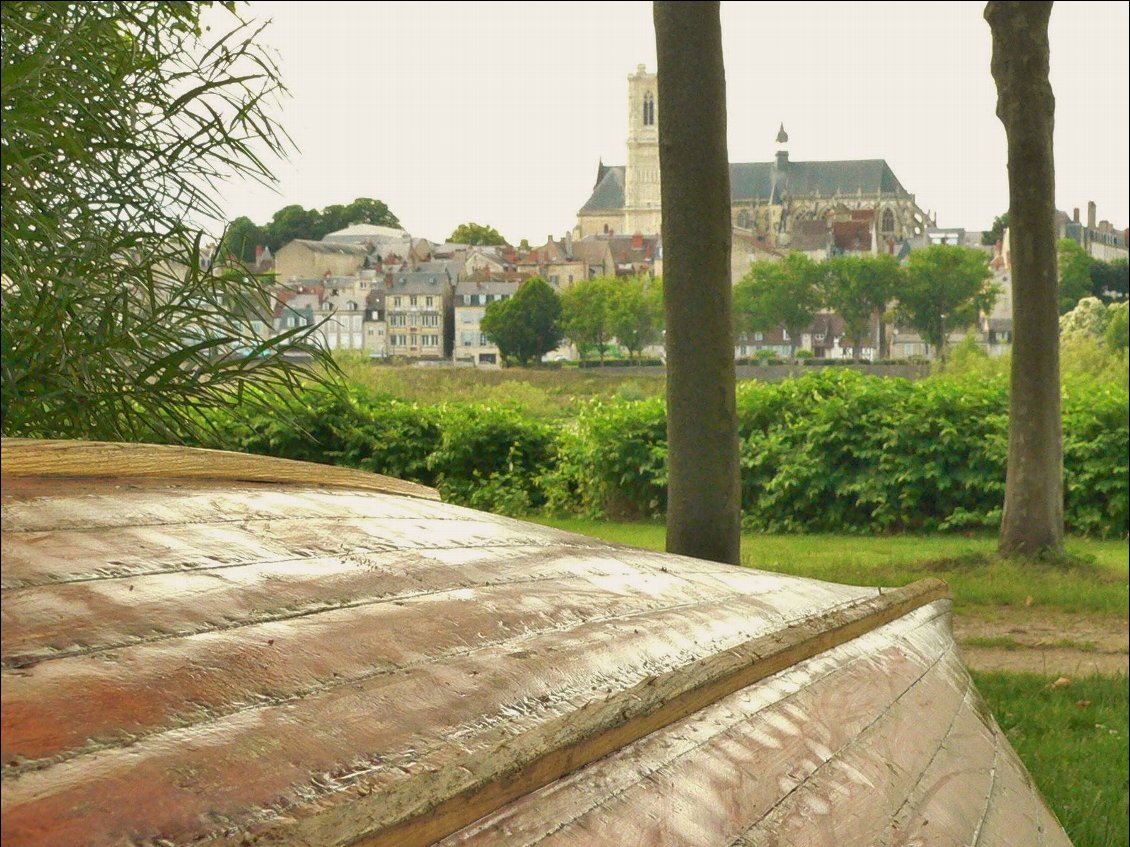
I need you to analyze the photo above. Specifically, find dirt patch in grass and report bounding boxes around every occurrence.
[955,608,1129,676]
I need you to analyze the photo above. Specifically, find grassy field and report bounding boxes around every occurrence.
[528,518,1128,847]
[334,358,665,419]
[530,518,1130,615]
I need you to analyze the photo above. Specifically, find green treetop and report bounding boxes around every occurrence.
[897,245,997,357]
[448,222,508,246]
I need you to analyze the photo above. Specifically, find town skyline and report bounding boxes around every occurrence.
[211,1,1129,245]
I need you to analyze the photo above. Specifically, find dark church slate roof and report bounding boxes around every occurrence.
[579,166,626,213]
[580,159,909,213]
[737,159,911,203]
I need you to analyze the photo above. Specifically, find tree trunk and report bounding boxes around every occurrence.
[986,1,1064,557]
[655,1,740,565]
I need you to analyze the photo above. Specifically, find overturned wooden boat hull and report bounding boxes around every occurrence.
[1,439,1070,846]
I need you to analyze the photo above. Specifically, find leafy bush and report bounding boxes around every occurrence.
[428,404,556,513]
[547,369,1125,536]
[191,384,443,485]
[182,369,1126,536]
[544,398,668,519]
[1063,382,1130,535]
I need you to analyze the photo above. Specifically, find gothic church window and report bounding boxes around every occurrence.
[881,209,896,233]
[643,92,654,126]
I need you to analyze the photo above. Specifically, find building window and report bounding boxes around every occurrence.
[881,209,895,233]
[410,295,418,306]
[754,332,763,342]
[393,296,402,307]
[643,92,655,126]
[426,296,434,307]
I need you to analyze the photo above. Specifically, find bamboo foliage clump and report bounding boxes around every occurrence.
[1,2,336,441]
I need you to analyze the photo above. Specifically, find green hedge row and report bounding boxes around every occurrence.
[192,370,1128,536]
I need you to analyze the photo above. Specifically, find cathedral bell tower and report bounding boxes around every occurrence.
[624,64,661,235]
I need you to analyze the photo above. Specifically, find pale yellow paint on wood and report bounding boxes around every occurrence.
[0,439,439,501]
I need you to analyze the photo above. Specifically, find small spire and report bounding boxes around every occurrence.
[776,122,789,144]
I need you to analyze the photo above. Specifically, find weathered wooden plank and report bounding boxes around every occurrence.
[2,542,765,664]
[268,579,949,847]
[2,571,834,766]
[0,438,440,500]
[730,654,969,846]
[0,580,946,847]
[879,687,997,846]
[1,586,871,807]
[1,443,1070,847]
[437,603,951,847]
[973,723,1073,847]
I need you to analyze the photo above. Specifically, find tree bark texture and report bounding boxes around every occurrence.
[986,1,1064,556]
[655,1,741,565]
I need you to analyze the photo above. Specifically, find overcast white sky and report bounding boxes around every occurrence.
[214,1,1129,245]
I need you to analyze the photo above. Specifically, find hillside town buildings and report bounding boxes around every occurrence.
[230,65,1124,366]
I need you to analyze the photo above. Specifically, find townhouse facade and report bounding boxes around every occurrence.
[383,270,453,360]
[453,280,519,365]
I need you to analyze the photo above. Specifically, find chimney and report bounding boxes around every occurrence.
[1087,201,1097,230]
[565,231,573,260]
[1073,208,1080,224]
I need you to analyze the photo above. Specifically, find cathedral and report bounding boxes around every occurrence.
[576,65,931,256]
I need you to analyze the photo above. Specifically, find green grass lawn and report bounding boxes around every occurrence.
[973,672,1129,847]
[529,518,1130,615]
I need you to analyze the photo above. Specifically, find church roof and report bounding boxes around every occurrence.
[579,166,625,213]
[579,159,909,215]
[731,159,910,203]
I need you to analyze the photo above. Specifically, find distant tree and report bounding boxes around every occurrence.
[265,204,320,251]
[733,254,821,358]
[897,245,997,358]
[481,277,562,366]
[818,255,903,359]
[449,222,507,246]
[1059,296,1111,341]
[218,216,267,265]
[518,238,532,253]
[1090,256,1129,303]
[236,198,400,251]
[981,212,1010,245]
[987,0,1062,557]
[656,0,740,565]
[1106,301,1129,353]
[560,277,614,362]
[1057,238,1094,314]
[316,198,400,239]
[610,276,664,361]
